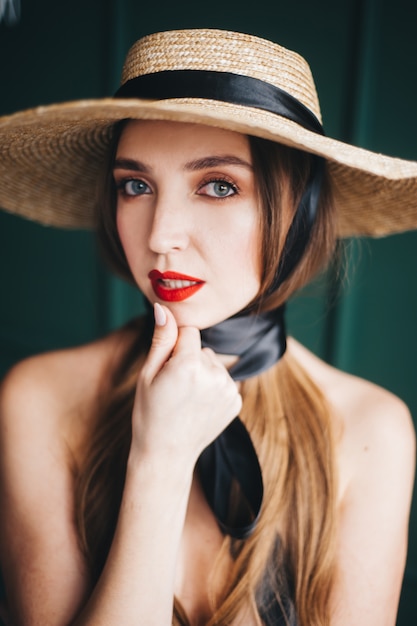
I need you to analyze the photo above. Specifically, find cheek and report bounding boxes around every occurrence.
[237,215,262,283]
[217,215,262,298]
[115,208,143,266]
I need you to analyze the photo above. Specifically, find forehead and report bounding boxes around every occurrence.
[116,119,251,160]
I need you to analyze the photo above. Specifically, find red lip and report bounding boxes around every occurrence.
[148,270,205,302]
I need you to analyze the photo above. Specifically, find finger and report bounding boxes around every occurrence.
[142,303,179,381]
[201,346,216,359]
[172,325,203,358]
[201,346,226,369]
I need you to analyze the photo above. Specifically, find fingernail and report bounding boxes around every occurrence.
[154,302,167,327]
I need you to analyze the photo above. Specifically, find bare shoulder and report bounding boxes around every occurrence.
[288,338,415,624]
[0,325,136,461]
[288,337,415,497]
[0,326,138,622]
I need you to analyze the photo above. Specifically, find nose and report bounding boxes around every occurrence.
[147,192,190,254]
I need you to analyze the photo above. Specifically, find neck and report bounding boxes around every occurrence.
[200,304,287,380]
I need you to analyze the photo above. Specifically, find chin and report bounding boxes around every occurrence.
[158,301,232,330]
[169,309,223,330]
[143,288,253,329]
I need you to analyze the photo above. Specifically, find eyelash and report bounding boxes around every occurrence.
[198,176,239,199]
[115,178,150,197]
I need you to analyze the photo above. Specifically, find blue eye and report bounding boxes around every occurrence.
[200,180,237,198]
[122,179,150,196]
[212,181,233,197]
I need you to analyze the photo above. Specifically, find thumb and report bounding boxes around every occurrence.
[142,303,179,381]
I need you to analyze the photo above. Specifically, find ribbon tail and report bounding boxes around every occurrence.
[196,417,263,539]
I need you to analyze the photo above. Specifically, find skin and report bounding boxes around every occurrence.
[114,120,261,330]
[0,121,415,626]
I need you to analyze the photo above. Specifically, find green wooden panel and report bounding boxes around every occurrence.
[0,0,416,621]
[324,2,417,619]
[0,0,145,372]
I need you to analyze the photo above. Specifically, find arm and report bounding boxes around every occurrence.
[0,305,241,625]
[0,356,90,625]
[330,391,415,625]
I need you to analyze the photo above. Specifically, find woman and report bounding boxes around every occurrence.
[0,29,416,626]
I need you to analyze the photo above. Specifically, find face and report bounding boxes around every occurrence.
[114,120,262,329]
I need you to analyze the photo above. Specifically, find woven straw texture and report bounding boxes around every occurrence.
[0,28,417,236]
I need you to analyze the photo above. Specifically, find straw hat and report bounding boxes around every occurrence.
[1,28,417,237]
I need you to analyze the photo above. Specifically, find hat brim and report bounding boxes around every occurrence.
[1,97,417,236]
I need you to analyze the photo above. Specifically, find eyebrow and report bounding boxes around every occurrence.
[183,155,253,171]
[113,155,253,173]
[113,158,150,172]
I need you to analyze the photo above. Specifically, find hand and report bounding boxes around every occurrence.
[130,304,242,467]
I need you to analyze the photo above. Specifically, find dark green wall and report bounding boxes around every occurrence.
[0,0,416,622]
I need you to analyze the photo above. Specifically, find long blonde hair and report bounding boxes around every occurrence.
[76,124,339,625]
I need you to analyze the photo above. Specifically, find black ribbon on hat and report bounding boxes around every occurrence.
[114,69,324,136]
[117,69,325,538]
